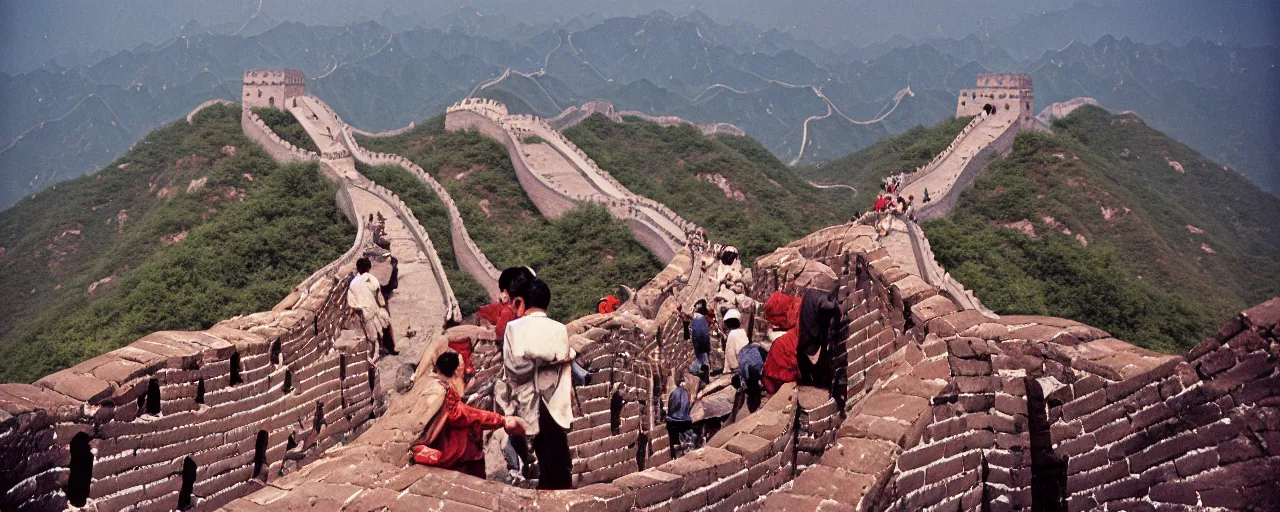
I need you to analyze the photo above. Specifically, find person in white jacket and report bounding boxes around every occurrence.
[495,278,576,489]
[347,257,397,359]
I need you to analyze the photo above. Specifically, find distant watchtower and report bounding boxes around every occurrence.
[956,73,1035,129]
[242,69,305,109]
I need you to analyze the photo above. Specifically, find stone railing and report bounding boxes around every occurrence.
[342,124,501,299]
[903,219,993,315]
[349,122,415,138]
[186,99,236,124]
[240,106,320,163]
[0,216,388,511]
[901,111,987,189]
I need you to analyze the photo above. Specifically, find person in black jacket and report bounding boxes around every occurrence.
[795,288,840,390]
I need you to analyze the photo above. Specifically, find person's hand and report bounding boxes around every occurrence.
[504,416,527,436]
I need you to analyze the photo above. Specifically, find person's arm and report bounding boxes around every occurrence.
[447,400,507,430]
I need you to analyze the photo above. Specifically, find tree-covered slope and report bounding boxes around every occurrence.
[356,118,663,322]
[795,115,972,212]
[0,104,354,382]
[562,114,857,261]
[252,107,321,153]
[922,106,1280,353]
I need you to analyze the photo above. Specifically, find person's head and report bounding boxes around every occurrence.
[720,247,738,266]
[498,266,536,304]
[511,278,551,316]
[435,351,462,384]
[723,309,741,330]
[356,257,372,274]
[693,299,709,316]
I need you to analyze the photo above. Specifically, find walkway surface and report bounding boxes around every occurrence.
[347,186,448,387]
[288,96,453,391]
[899,107,1017,205]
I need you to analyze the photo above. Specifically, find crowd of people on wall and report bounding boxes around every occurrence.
[348,238,841,488]
[872,174,918,238]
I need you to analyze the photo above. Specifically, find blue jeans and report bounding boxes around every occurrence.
[688,352,709,375]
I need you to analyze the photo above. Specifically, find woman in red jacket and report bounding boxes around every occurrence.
[762,291,802,393]
[411,351,525,477]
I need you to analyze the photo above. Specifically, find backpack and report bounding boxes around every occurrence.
[690,315,711,354]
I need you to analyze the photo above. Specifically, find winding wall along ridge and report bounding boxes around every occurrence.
[285,95,462,321]
[342,128,502,299]
[447,98,700,263]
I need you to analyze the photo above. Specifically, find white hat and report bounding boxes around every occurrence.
[723,309,741,322]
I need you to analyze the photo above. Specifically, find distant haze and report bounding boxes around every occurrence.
[3,0,1277,73]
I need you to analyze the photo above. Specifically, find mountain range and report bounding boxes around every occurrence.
[1,8,1276,210]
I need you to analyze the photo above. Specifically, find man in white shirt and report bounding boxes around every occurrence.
[495,278,576,489]
[722,309,749,373]
[347,257,397,359]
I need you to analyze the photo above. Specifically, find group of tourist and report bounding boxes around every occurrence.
[872,174,917,238]
[345,239,839,488]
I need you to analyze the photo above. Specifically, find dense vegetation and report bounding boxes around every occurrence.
[563,115,857,261]
[252,107,321,154]
[920,106,1280,353]
[0,104,354,382]
[356,119,663,321]
[795,116,972,212]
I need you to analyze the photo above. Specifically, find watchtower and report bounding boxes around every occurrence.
[242,69,306,109]
[956,73,1035,128]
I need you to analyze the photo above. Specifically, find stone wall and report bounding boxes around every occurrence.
[343,124,502,299]
[0,218,387,512]
[901,112,988,189]
[240,107,319,164]
[915,112,1021,221]
[446,99,699,263]
[445,109,580,219]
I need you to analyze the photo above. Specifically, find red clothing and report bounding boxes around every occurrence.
[873,197,891,213]
[597,295,621,314]
[447,337,476,377]
[764,291,800,331]
[412,382,504,474]
[477,302,518,341]
[763,328,800,393]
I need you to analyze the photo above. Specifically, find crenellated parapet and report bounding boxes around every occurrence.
[446,99,702,263]
[0,218,390,512]
[342,124,502,298]
[240,107,320,163]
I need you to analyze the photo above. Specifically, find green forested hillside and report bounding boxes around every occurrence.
[795,116,972,212]
[563,115,857,261]
[921,106,1280,353]
[0,104,354,382]
[356,119,663,322]
[252,107,321,154]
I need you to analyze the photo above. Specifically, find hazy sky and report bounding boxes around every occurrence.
[3,0,1277,74]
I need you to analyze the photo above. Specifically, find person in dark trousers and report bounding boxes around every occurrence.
[665,373,697,457]
[495,279,575,490]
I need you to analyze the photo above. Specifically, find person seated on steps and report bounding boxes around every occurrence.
[410,351,525,478]
[762,291,802,394]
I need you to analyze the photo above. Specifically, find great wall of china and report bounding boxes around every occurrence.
[545,100,747,136]
[1,72,1277,512]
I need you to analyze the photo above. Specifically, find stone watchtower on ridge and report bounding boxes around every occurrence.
[957,73,1036,129]
[242,69,305,109]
